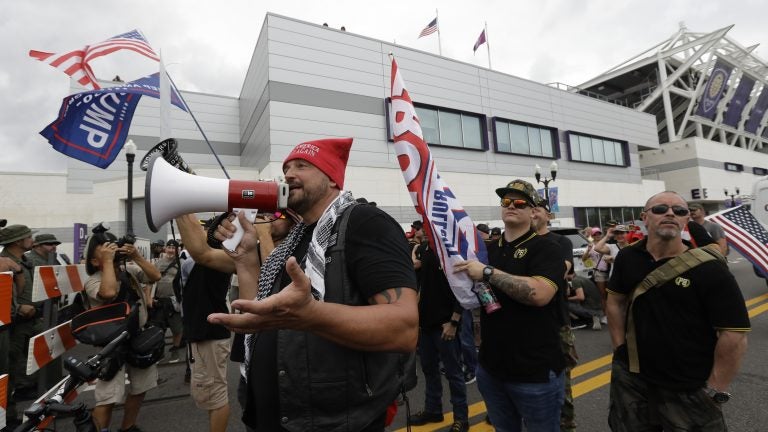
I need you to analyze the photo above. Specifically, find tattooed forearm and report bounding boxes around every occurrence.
[489,273,536,305]
[370,287,404,305]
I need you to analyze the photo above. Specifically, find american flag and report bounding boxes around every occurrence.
[418,17,438,38]
[389,56,487,309]
[707,205,768,276]
[473,29,487,52]
[29,29,159,90]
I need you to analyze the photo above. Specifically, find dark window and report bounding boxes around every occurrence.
[493,118,558,157]
[724,162,743,172]
[753,167,768,176]
[567,132,628,167]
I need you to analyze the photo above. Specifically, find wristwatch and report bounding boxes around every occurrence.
[449,319,460,327]
[482,265,494,282]
[705,387,731,404]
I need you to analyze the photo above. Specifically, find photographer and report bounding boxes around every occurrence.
[147,240,184,363]
[83,227,160,432]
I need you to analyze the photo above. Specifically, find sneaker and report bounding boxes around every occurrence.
[167,348,181,364]
[464,372,476,385]
[450,420,469,432]
[118,426,144,432]
[408,410,444,425]
[601,316,608,325]
[592,315,602,331]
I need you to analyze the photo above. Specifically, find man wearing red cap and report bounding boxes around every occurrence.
[210,138,418,432]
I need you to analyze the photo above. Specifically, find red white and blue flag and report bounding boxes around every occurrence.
[40,73,187,169]
[389,57,486,308]
[707,205,768,276]
[418,18,438,38]
[30,29,159,90]
[473,29,487,52]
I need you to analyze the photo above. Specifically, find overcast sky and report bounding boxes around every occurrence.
[2,0,767,173]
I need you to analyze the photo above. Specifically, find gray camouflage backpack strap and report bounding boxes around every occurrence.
[625,247,722,373]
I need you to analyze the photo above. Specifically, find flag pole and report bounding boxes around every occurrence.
[436,9,443,56]
[159,50,172,140]
[164,72,231,179]
[485,22,492,70]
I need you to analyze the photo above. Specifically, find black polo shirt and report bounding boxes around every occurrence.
[608,240,751,390]
[482,229,566,382]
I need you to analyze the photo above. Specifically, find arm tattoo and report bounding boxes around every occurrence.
[370,287,403,305]
[489,273,536,305]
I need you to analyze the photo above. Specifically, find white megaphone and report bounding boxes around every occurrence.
[144,153,289,232]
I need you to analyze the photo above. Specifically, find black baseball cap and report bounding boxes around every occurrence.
[476,224,490,234]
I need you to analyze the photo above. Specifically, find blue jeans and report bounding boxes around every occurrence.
[458,309,478,375]
[417,326,468,422]
[477,365,564,432]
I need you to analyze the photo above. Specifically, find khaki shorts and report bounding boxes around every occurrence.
[190,339,231,410]
[94,363,158,406]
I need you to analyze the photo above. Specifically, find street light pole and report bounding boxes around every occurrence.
[724,187,740,208]
[125,140,137,237]
[534,161,558,210]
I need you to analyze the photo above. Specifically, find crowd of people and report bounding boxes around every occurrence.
[0,136,752,432]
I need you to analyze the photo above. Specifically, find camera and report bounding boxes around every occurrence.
[92,222,135,257]
[116,233,136,247]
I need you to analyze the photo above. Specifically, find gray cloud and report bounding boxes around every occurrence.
[1,0,766,173]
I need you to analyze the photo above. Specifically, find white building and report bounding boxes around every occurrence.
[575,23,768,215]
[2,13,664,259]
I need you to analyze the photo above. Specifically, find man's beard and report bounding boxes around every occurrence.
[288,177,330,215]
[655,225,681,241]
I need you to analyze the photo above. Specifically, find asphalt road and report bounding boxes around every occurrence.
[28,249,768,432]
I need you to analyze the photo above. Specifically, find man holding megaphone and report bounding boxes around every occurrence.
[208,138,419,432]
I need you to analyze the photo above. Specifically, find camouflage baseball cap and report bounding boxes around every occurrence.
[495,179,541,206]
[33,233,61,246]
[0,224,37,245]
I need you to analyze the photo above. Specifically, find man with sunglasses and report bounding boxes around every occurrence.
[606,191,750,432]
[455,179,566,432]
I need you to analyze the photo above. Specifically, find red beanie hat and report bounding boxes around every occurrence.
[283,138,353,188]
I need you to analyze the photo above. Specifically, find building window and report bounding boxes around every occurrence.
[753,167,768,176]
[415,106,485,149]
[567,132,627,166]
[386,100,487,150]
[573,206,645,230]
[724,162,743,172]
[494,118,557,157]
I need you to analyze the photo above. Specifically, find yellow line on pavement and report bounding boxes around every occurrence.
[749,301,768,318]
[572,370,612,398]
[745,292,768,307]
[571,354,612,379]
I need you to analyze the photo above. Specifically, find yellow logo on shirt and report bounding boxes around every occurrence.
[674,277,691,288]
[514,248,528,259]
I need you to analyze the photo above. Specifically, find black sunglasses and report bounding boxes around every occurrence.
[644,204,690,216]
[500,198,531,209]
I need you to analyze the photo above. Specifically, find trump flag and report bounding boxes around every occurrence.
[389,56,486,308]
[40,73,187,169]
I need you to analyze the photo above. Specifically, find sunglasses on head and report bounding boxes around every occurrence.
[644,204,690,216]
[500,198,531,209]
